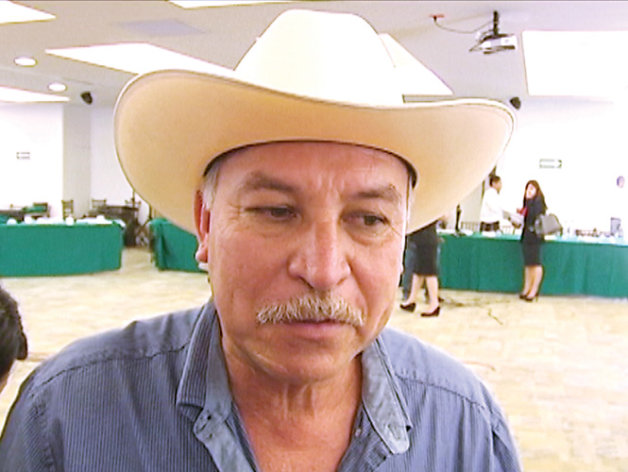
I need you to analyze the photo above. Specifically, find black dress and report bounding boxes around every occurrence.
[406,221,439,276]
[521,197,546,266]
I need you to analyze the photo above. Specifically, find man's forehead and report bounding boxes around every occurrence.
[236,170,404,205]
[210,141,415,186]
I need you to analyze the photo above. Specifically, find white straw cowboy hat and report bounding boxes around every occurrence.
[115,9,514,234]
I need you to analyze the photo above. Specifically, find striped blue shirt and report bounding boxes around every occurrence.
[0,303,521,471]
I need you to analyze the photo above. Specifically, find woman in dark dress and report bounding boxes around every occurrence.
[519,180,547,301]
[400,220,441,316]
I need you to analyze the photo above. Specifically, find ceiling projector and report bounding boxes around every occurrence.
[473,32,517,54]
[470,11,517,54]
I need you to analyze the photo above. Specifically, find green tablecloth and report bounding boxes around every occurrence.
[439,233,628,298]
[147,219,628,298]
[150,219,203,273]
[0,223,123,276]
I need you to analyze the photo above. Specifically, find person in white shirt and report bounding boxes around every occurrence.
[480,175,506,232]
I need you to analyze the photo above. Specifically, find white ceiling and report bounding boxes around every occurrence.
[1,0,627,106]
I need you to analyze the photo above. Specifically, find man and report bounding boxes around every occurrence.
[0,9,520,471]
[480,174,507,232]
[0,285,28,394]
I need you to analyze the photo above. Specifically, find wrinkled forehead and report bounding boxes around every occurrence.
[204,141,417,189]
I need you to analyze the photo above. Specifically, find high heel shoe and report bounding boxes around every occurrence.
[400,302,416,312]
[518,293,527,300]
[523,294,538,302]
[420,306,440,317]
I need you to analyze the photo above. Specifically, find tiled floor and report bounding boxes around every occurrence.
[1,248,627,471]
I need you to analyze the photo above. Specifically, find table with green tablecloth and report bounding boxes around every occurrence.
[147,219,628,298]
[150,218,203,272]
[0,222,123,276]
[439,233,628,298]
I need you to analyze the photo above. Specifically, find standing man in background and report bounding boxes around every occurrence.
[480,174,507,232]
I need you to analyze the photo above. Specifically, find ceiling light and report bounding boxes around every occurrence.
[48,82,67,92]
[14,56,37,67]
[0,1,55,25]
[0,86,69,103]
[523,31,628,98]
[169,0,289,8]
[46,43,232,76]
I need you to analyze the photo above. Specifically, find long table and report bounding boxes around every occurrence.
[149,219,203,272]
[439,233,628,298]
[0,222,123,276]
[148,219,628,298]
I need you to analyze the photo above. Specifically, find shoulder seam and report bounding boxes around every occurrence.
[395,374,490,415]
[29,343,188,398]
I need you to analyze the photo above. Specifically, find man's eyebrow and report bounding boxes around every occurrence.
[237,172,297,195]
[352,185,403,205]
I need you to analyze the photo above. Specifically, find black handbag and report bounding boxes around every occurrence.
[534,213,562,236]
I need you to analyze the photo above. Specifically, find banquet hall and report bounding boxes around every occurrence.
[0,2,627,471]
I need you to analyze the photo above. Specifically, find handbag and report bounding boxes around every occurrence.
[534,213,562,236]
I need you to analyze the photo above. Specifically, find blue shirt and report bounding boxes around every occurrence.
[0,303,521,471]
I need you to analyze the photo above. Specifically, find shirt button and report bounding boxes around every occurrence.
[354,427,362,437]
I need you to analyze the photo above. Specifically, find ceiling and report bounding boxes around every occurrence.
[1,0,627,106]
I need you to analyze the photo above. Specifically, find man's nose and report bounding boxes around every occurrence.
[288,219,351,291]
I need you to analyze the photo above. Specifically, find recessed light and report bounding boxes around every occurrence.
[48,82,67,92]
[47,43,232,76]
[0,86,69,103]
[0,1,55,25]
[523,30,628,98]
[14,56,37,67]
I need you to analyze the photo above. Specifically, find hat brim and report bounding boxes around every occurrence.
[114,70,514,234]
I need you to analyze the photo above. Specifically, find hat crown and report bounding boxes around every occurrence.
[235,9,402,106]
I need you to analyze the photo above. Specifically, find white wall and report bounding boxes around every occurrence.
[63,105,92,217]
[90,106,133,205]
[90,106,149,223]
[0,104,64,215]
[2,98,626,231]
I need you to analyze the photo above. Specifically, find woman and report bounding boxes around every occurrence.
[400,220,441,317]
[0,286,28,393]
[519,180,547,301]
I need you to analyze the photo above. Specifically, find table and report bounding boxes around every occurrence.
[88,205,139,246]
[0,209,25,223]
[146,219,628,298]
[0,222,123,276]
[149,219,203,272]
[439,233,628,298]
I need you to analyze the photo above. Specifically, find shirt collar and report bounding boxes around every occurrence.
[361,336,412,454]
[177,302,411,453]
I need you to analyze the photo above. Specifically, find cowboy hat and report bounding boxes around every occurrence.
[114,9,514,234]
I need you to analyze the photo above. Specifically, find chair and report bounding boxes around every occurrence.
[29,202,49,218]
[62,200,74,219]
[90,198,107,211]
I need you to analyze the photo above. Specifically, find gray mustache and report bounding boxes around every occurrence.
[256,293,365,327]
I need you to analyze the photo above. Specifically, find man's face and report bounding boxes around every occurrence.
[196,141,409,383]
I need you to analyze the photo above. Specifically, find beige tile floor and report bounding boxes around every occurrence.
[1,248,627,471]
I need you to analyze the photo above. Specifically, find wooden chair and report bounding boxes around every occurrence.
[90,198,107,211]
[61,200,74,219]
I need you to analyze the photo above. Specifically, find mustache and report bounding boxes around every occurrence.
[256,293,365,328]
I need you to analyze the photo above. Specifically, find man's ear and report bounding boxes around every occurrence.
[194,191,210,264]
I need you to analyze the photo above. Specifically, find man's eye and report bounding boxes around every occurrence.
[346,212,388,229]
[247,206,296,220]
[362,214,386,226]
